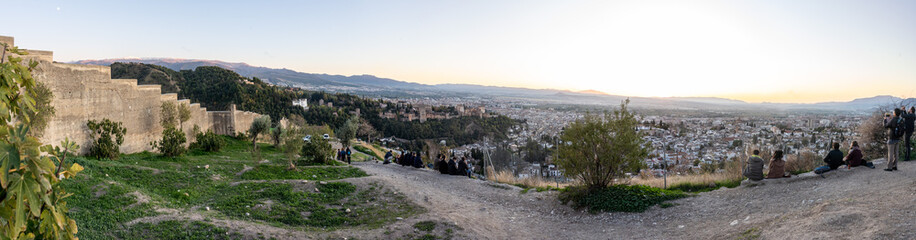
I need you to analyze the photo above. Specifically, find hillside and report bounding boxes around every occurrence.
[356,158,915,239]
[76,58,911,112]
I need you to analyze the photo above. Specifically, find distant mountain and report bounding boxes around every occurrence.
[73,58,907,112]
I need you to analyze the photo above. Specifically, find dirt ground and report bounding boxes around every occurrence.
[350,159,916,240]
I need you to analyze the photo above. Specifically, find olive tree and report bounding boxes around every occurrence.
[249,115,271,151]
[556,99,648,190]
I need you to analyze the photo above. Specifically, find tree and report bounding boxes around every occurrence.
[248,115,271,151]
[160,101,178,129]
[556,99,648,190]
[336,115,358,148]
[87,119,126,160]
[270,124,285,147]
[178,102,191,129]
[0,42,81,239]
[357,118,377,142]
[26,82,55,138]
[281,127,304,169]
[301,136,333,164]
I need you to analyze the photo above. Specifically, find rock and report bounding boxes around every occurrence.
[678,225,685,229]
[312,175,318,178]
[205,206,210,211]
[396,217,403,220]
[345,208,351,213]
[246,212,250,216]
[730,220,739,226]
[319,181,328,185]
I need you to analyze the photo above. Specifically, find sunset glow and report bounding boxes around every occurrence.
[3,0,914,103]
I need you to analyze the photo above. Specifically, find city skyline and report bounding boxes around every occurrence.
[3,0,915,103]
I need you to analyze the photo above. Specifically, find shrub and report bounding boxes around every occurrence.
[87,118,127,160]
[190,129,224,152]
[559,185,687,213]
[301,136,334,165]
[556,99,648,190]
[151,126,187,157]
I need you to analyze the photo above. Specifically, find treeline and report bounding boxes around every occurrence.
[111,62,518,145]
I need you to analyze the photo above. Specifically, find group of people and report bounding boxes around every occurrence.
[743,106,915,181]
[381,150,473,177]
[337,148,351,164]
[387,150,425,168]
[434,154,472,177]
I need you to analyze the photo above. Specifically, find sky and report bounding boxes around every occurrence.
[2,0,915,103]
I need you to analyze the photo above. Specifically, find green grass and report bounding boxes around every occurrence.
[414,221,436,232]
[737,227,761,240]
[667,178,744,193]
[61,136,418,239]
[119,220,244,240]
[353,145,383,160]
[559,185,688,213]
[240,164,367,180]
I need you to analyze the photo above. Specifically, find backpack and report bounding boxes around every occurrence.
[894,117,906,139]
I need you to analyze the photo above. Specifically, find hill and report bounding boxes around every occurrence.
[77,58,909,112]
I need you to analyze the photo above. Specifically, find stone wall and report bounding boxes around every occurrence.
[3,35,261,154]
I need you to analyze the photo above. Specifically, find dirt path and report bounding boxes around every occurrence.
[353,159,916,239]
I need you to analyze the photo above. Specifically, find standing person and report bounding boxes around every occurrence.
[816,143,844,174]
[845,141,873,169]
[885,108,903,171]
[766,150,789,178]
[902,107,915,161]
[743,150,765,181]
[346,147,352,164]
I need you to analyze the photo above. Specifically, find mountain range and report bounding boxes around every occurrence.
[73,58,914,112]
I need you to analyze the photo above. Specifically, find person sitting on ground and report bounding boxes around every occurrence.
[815,142,845,174]
[413,153,424,168]
[844,141,873,169]
[398,152,407,166]
[743,150,765,181]
[448,157,458,175]
[384,150,393,164]
[457,157,468,177]
[437,155,449,174]
[766,150,790,179]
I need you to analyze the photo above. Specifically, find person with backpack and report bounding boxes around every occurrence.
[816,142,844,174]
[884,108,904,171]
[346,147,352,164]
[743,150,764,181]
[902,107,915,161]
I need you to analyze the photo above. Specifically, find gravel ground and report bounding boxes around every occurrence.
[352,158,916,240]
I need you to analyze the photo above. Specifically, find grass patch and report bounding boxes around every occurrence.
[62,136,420,238]
[667,178,743,193]
[353,145,383,160]
[240,164,368,180]
[120,220,243,240]
[414,221,436,232]
[559,185,688,213]
[737,227,761,240]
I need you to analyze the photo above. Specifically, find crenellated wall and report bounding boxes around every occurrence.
[2,35,261,154]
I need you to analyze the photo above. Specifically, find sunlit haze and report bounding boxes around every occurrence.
[3,0,914,103]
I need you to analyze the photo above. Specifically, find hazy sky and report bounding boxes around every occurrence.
[3,0,915,103]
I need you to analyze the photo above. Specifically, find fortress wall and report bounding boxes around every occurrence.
[4,35,261,154]
[0,36,13,46]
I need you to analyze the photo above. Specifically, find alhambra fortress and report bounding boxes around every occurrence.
[0,35,262,154]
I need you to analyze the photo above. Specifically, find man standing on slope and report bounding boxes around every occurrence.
[884,108,903,171]
[902,107,915,161]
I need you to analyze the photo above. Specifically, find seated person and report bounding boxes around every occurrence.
[743,150,765,181]
[845,141,874,169]
[815,143,845,174]
[766,150,790,178]
[457,157,468,177]
[448,158,459,175]
[437,155,449,174]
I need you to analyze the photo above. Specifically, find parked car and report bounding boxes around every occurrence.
[322,134,330,139]
[303,135,312,142]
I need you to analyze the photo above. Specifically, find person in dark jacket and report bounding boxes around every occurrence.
[902,107,915,161]
[384,151,393,164]
[413,153,424,168]
[844,141,873,169]
[437,155,449,174]
[885,108,902,171]
[457,157,468,177]
[816,142,845,174]
[447,157,458,175]
[346,148,352,164]
[743,150,765,181]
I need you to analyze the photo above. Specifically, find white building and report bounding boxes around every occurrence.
[293,99,308,110]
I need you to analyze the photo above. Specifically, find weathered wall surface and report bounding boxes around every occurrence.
[4,35,261,154]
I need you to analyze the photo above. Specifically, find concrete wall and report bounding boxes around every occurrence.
[2,35,261,154]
